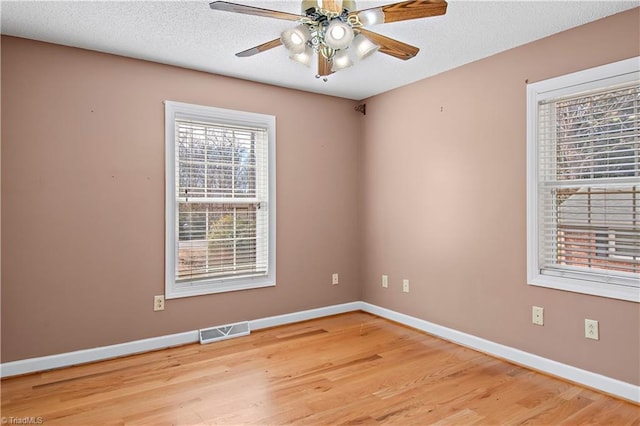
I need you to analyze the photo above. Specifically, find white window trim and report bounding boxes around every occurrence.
[164,101,276,299]
[526,57,640,303]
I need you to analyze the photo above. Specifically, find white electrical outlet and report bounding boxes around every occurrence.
[332,273,339,285]
[532,306,544,326]
[154,295,165,311]
[382,275,388,288]
[402,279,409,293]
[585,319,599,340]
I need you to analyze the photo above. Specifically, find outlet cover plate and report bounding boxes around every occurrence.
[532,306,544,326]
[585,319,599,340]
[154,295,165,311]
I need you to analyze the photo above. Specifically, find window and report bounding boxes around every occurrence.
[527,57,639,302]
[165,101,276,298]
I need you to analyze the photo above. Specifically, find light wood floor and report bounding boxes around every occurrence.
[2,312,638,425]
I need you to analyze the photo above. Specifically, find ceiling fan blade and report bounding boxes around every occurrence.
[210,1,303,21]
[358,28,419,60]
[353,0,447,24]
[317,53,334,77]
[236,38,283,57]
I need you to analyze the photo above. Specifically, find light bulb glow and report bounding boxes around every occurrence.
[291,33,303,45]
[324,20,354,50]
[281,25,311,54]
[330,25,345,40]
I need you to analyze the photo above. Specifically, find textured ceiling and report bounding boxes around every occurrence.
[1,1,638,100]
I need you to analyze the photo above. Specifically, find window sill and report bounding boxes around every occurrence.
[528,273,639,302]
[165,279,276,299]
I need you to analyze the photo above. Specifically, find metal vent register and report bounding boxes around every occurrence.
[199,321,250,344]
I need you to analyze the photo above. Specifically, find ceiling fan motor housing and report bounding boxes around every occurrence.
[301,0,356,14]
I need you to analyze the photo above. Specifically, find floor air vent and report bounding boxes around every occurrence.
[199,321,250,344]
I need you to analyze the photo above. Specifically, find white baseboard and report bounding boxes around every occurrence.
[249,301,363,330]
[0,330,199,378]
[0,302,362,379]
[358,302,640,404]
[1,300,637,403]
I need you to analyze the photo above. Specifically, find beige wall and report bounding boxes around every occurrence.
[360,8,640,385]
[1,37,361,362]
[2,7,639,387]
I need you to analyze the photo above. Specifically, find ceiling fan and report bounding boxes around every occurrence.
[210,0,448,80]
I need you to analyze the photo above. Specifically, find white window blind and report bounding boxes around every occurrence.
[176,120,269,281]
[165,101,276,298]
[538,83,639,280]
[527,57,640,302]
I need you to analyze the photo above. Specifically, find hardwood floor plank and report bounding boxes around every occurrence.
[2,312,638,425]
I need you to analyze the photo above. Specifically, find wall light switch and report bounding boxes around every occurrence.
[332,273,339,285]
[402,279,409,293]
[382,275,388,288]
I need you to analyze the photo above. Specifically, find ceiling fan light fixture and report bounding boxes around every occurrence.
[281,25,311,54]
[352,34,379,60]
[357,9,385,26]
[290,45,314,67]
[210,0,448,80]
[324,20,354,50]
[331,50,353,71]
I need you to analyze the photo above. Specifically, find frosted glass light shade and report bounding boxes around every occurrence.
[352,34,379,60]
[357,9,385,26]
[331,50,353,71]
[290,45,313,67]
[281,25,311,54]
[324,20,354,50]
